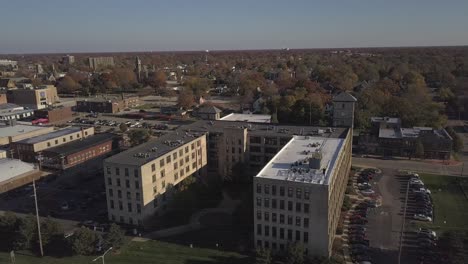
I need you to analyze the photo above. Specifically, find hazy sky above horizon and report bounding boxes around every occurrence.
[1,0,467,54]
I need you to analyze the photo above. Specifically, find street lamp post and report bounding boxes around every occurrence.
[92,247,113,264]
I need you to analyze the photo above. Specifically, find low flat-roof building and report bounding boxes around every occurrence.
[0,123,54,146]
[253,133,352,257]
[0,158,42,193]
[11,126,94,162]
[221,113,272,123]
[0,103,35,121]
[41,133,116,170]
[34,106,73,123]
[76,96,139,113]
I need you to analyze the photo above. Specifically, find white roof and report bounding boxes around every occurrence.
[0,158,36,183]
[0,125,49,138]
[220,113,271,123]
[256,136,344,185]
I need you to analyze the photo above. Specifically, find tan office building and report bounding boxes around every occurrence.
[6,85,59,109]
[104,132,207,226]
[88,57,115,70]
[0,124,54,146]
[253,132,352,257]
[11,126,94,162]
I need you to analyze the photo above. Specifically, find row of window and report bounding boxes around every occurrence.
[256,184,310,199]
[256,224,309,244]
[256,198,310,213]
[69,145,109,164]
[45,132,89,147]
[256,211,310,227]
[110,214,142,226]
[107,178,140,189]
[108,189,140,201]
[151,141,201,171]
[109,199,141,214]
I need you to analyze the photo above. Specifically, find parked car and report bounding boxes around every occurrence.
[418,228,436,238]
[360,189,375,195]
[413,214,432,222]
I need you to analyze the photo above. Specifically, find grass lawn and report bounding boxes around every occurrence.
[415,174,468,233]
[0,240,249,264]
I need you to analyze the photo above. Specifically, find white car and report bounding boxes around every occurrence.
[414,214,432,222]
[418,228,436,238]
[412,188,431,194]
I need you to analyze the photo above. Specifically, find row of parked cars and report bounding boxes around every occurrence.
[408,173,433,222]
[357,168,377,196]
[348,200,377,264]
[68,118,169,130]
[416,227,439,263]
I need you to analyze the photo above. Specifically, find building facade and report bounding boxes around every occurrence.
[0,124,54,146]
[34,106,73,123]
[6,85,59,109]
[332,92,357,128]
[253,132,352,257]
[104,133,207,226]
[76,96,139,113]
[11,126,94,162]
[88,57,115,70]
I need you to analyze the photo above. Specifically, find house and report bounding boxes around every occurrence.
[196,105,222,120]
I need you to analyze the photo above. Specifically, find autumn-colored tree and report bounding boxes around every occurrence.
[57,76,80,93]
[111,68,137,89]
[150,71,167,89]
[178,89,195,109]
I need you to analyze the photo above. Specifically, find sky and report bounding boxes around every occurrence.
[0,0,467,54]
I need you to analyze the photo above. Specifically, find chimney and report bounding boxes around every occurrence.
[308,151,322,169]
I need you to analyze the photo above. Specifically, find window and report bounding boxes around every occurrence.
[264,226,269,237]
[191,143,194,150]
[280,200,285,210]
[126,191,131,199]
[152,175,156,183]
[125,180,130,188]
[136,192,140,201]
[137,204,141,214]
[280,214,284,224]
[110,200,114,209]
[185,146,189,153]
[47,142,51,147]
[257,211,262,220]
[296,188,302,199]
[272,199,277,209]
[162,181,166,189]
[174,172,179,181]
[197,140,201,147]
[166,156,171,163]
[55,139,58,144]
[257,224,262,235]
[160,159,165,167]
[119,216,124,223]
[134,169,139,178]
[304,218,309,228]
[304,232,309,243]
[272,226,277,238]
[153,186,157,194]
[116,168,120,176]
[109,189,113,197]
[192,162,196,169]
[287,229,292,240]
[118,201,123,210]
[63,138,66,143]
[257,240,262,247]
[272,185,277,195]
[264,198,270,208]
[280,186,285,196]
[288,187,293,197]
[116,179,121,187]
[179,149,183,156]
[296,216,301,226]
[135,181,140,189]
[125,168,129,177]
[280,228,284,239]
[304,203,310,214]
[272,213,277,223]
[287,216,292,225]
[117,190,122,199]
[296,231,300,241]
[186,166,189,173]
[288,201,293,211]
[106,167,111,174]
[173,152,177,159]
[161,169,165,178]
[256,197,262,207]
[304,190,310,200]
[107,177,112,185]
[127,203,132,212]
[264,184,270,194]
[174,163,178,170]
[264,212,269,222]
[256,184,262,194]
[296,202,301,213]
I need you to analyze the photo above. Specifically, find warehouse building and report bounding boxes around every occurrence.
[0,122,54,146]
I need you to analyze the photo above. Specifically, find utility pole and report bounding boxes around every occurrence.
[33,179,44,257]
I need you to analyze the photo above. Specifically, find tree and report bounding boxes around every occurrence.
[178,89,195,109]
[112,68,137,89]
[0,212,20,250]
[128,129,151,146]
[255,248,272,264]
[150,71,167,89]
[415,139,425,159]
[104,224,125,248]
[16,215,37,250]
[57,76,80,93]
[71,227,100,255]
[40,217,63,251]
[286,243,305,264]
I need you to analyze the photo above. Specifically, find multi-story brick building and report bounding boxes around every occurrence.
[103,132,207,226]
[76,96,139,114]
[11,126,94,162]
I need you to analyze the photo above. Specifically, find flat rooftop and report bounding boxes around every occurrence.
[220,113,271,123]
[43,133,115,156]
[0,124,50,138]
[256,136,345,185]
[105,131,205,166]
[0,158,36,183]
[16,126,82,144]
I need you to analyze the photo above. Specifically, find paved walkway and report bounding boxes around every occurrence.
[134,191,241,241]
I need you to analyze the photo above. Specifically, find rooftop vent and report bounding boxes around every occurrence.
[309,150,322,169]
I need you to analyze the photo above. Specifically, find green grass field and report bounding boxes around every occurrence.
[0,240,249,264]
[417,174,468,232]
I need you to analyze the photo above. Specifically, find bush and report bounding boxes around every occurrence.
[105,224,125,248]
[71,227,101,255]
